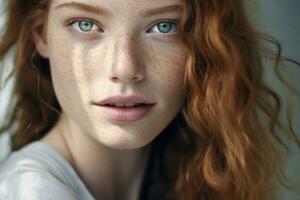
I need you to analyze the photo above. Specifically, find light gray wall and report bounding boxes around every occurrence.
[257,1,300,199]
[0,0,299,198]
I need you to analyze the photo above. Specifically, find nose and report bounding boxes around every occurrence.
[109,36,144,84]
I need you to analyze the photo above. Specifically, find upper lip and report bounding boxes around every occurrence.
[93,95,156,105]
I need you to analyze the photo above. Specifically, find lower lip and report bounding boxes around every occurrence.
[96,104,155,122]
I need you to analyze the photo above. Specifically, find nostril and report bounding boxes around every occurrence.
[110,76,119,81]
[132,77,139,81]
[132,75,143,81]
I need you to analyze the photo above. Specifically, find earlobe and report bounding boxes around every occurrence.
[32,23,49,58]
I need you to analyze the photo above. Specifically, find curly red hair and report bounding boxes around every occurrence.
[0,0,299,199]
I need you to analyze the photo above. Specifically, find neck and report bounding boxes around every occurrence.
[42,114,151,200]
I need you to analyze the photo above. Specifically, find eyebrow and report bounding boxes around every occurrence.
[141,5,182,17]
[54,2,181,17]
[55,2,112,16]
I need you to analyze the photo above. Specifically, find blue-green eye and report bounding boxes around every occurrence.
[149,21,178,34]
[71,19,101,32]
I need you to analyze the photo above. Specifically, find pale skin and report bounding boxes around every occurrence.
[32,0,187,199]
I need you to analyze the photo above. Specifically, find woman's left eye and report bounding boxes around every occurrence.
[148,21,178,34]
[69,19,102,33]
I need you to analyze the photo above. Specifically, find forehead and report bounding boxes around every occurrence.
[50,0,183,16]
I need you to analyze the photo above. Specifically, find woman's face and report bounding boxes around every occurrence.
[35,0,187,149]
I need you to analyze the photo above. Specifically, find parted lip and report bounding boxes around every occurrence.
[93,95,156,105]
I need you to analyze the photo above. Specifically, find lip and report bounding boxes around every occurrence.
[92,95,156,122]
[93,95,155,105]
[95,104,156,122]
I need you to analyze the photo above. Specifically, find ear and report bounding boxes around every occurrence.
[32,22,49,58]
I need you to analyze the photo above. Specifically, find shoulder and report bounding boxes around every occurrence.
[0,142,81,200]
[0,170,81,200]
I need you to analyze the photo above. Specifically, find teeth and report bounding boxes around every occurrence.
[125,103,136,107]
[109,103,144,108]
[114,103,136,108]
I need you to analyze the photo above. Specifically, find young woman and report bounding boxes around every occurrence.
[0,0,299,199]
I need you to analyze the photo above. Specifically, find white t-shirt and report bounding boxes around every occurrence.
[0,134,95,200]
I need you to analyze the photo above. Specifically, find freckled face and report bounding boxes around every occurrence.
[44,0,187,149]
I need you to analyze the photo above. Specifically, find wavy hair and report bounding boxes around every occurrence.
[0,0,299,199]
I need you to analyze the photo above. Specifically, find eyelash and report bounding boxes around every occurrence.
[65,17,178,36]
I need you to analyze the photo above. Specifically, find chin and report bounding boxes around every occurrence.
[96,132,156,150]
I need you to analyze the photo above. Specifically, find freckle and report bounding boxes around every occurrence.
[148,45,162,69]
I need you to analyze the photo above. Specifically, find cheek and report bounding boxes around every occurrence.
[151,46,187,90]
[48,33,90,89]
[145,44,187,111]
[48,46,90,111]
